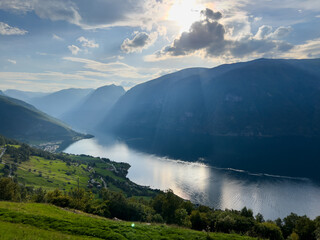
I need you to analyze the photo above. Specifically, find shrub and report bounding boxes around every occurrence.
[254,222,284,240]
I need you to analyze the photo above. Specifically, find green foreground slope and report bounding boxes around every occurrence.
[0,202,257,240]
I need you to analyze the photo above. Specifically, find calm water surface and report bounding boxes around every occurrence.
[64,137,320,220]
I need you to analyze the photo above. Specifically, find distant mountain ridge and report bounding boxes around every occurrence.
[29,88,94,118]
[61,84,125,132]
[100,58,320,179]
[0,95,85,146]
[4,89,49,103]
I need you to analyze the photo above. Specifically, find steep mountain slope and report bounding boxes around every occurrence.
[100,58,320,179]
[0,90,4,96]
[30,88,93,118]
[104,59,320,137]
[61,85,125,132]
[4,89,49,103]
[0,95,84,144]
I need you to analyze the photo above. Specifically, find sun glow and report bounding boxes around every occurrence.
[167,0,204,33]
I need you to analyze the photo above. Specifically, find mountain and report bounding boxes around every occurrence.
[0,95,85,145]
[100,58,320,179]
[4,89,49,103]
[61,84,125,132]
[0,90,4,96]
[29,88,93,118]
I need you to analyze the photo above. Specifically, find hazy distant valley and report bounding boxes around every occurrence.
[2,58,320,180]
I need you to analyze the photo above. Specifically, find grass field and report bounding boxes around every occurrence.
[0,202,258,240]
[16,156,90,191]
[1,144,157,203]
[0,220,101,240]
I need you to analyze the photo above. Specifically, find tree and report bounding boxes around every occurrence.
[240,207,254,219]
[255,213,265,223]
[294,216,316,240]
[288,232,299,240]
[33,188,46,203]
[175,208,191,227]
[282,213,300,239]
[215,214,236,233]
[0,135,5,146]
[0,177,20,201]
[47,189,71,208]
[254,222,284,240]
[190,210,209,231]
[152,189,183,223]
[69,188,94,211]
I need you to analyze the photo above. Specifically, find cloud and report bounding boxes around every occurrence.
[121,32,158,53]
[0,0,169,30]
[0,0,81,25]
[68,45,81,55]
[7,59,17,64]
[34,0,81,25]
[0,0,33,12]
[0,71,117,92]
[77,36,99,48]
[52,34,63,41]
[282,38,320,59]
[0,22,27,35]
[254,25,273,40]
[63,57,147,79]
[148,8,294,61]
[201,8,222,21]
[271,26,292,39]
[254,25,292,40]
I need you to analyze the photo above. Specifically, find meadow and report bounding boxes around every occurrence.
[0,201,257,240]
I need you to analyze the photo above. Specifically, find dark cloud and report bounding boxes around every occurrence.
[156,8,293,59]
[201,8,222,21]
[165,20,226,56]
[121,32,157,53]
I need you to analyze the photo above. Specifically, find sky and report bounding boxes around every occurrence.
[0,0,320,92]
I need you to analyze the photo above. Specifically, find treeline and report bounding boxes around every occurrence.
[1,134,320,240]
[1,177,320,240]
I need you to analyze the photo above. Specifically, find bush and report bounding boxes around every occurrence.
[254,222,284,240]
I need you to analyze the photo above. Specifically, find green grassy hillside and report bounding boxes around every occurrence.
[0,142,154,197]
[0,202,257,240]
[1,135,315,240]
[0,95,87,148]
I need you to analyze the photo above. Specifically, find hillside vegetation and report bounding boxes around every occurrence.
[0,202,257,240]
[0,95,87,149]
[1,135,320,239]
